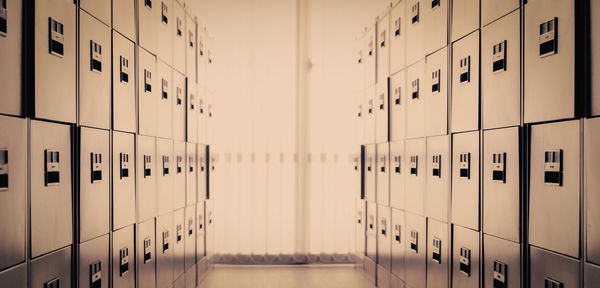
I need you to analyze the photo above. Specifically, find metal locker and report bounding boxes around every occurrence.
[530,120,580,257]
[138,218,156,288]
[157,138,174,216]
[173,71,187,141]
[113,0,135,41]
[483,234,520,288]
[365,86,376,143]
[187,80,199,143]
[0,116,26,270]
[78,234,109,288]
[174,274,185,288]
[423,0,448,55]
[426,134,450,223]
[198,96,206,143]
[357,38,366,92]
[389,0,406,75]
[365,26,377,87]
[197,202,206,260]
[482,0,519,27]
[112,131,136,231]
[30,246,71,288]
[186,142,197,205]
[364,144,377,203]
[451,131,480,231]
[173,1,186,74]
[427,218,449,288]
[405,212,426,288]
[185,205,196,269]
[530,246,580,287]
[451,0,480,42]
[157,213,174,288]
[356,199,366,259]
[483,127,520,242]
[481,10,520,130]
[157,0,173,65]
[186,264,197,288]
[390,140,405,210]
[80,0,110,25]
[587,118,600,264]
[138,0,159,54]
[198,31,207,87]
[592,0,600,117]
[364,256,377,286]
[524,0,579,123]
[0,0,22,117]
[30,120,72,258]
[205,199,214,259]
[378,205,392,271]
[139,47,158,136]
[585,263,600,288]
[452,225,480,288]
[390,208,405,283]
[33,0,76,124]
[390,70,406,141]
[406,60,425,138]
[377,13,390,82]
[425,46,448,137]
[377,264,391,288]
[355,94,366,145]
[173,208,186,280]
[173,141,187,210]
[404,138,426,216]
[375,79,389,143]
[79,127,110,242]
[197,144,207,202]
[366,202,378,262]
[137,135,158,222]
[451,31,480,133]
[377,142,390,206]
[186,14,197,83]
[0,263,26,287]
[112,225,135,288]
[112,31,136,133]
[405,0,425,66]
[157,61,173,139]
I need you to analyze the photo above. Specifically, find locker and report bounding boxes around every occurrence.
[404,138,426,216]
[80,0,110,25]
[586,117,600,264]
[452,225,480,288]
[78,234,109,288]
[530,120,580,257]
[174,274,185,288]
[197,257,208,284]
[377,265,391,288]
[390,70,406,141]
[33,0,76,123]
[186,142,197,205]
[377,142,390,206]
[0,116,26,270]
[423,0,447,55]
[426,134,450,223]
[137,135,158,222]
[112,225,135,288]
[112,131,136,231]
[366,202,378,262]
[30,246,71,288]
[524,0,578,123]
[481,10,520,130]
[375,79,389,143]
[356,199,366,258]
[483,234,520,288]
[365,86,376,143]
[185,205,196,268]
[389,140,405,210]
[187,80,199,143]
[173,208,186,280]
[173,1,186,74]
[139,47,158,136]
[376,13,390,82]
[425,47,448,137]
[364,257,377,286]
[364,144,376,203]
[427,218,449,288]
[157,0,173,65]
[157,213,174,288]
[173,141,187,209]
[173,71,187,141]
[451,31,480,133]
[483,127,520,242]
[78,127,110,242]
[198,96,206,143]
[157,138,174,216]
[157,61,173,139]
[138,218,156,288]
[481,0,519,27]
[365,26,377,86]
[138,0,159,54]
[592,0,600,117]
[585,263,600,288]
[113,0,135,41]
[452,131,480,231]
[186,14,197,83]
[378,205,392,271]
[198,32,207,86]
[406,60,425,138]
[0,263,26,287]
[0,0,22,116]
[357,40,366,92]
[530,246,580,288]
[205,200,214,259]
[451,0,480,42]
[390,208,405,283]
[198,144,207,202]
[30,120,72,258]
[405,212,426,288]
[405,0,425,65]
[355,98,365,144]
[112,31,136,133]
[197,202,206,260]
[186,264,197,288]
[389,0,406,75]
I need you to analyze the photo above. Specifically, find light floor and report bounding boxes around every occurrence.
[198,264,375,288]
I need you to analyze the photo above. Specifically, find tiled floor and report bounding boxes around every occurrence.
[198,264,375,288]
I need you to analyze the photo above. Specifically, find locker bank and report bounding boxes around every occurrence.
[1,0,600,287]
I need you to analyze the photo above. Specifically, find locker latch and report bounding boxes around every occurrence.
[357,49,363,64]
[208,211,213,224]
[176,87,183,105]
[145,0,152,8]
[411,79,419,99]
[394,17,401,37]
[394,224,401,242]
[176,155,183,174]
[162,230,170,252]
[379,30,386,48]
[189,155,194,173]
[380,218,387,236]
[493,260,507,288]
[190,93,196,110]
[189,30,194,47]
[410,230,418,252]
[368,215,374,230]
[366,157,372,172]
[368,99,373,114]
[49,18,64,57]
[177,17,182,36]
[544,277,562,288]
[188,218,194,235]
[411,2,419,24]
[380,155,386,173]
[410,155,418,176]
[432,237,441,263]
[432,69,440,92]
[432,155,441,178]
[368,38,374,56]
[162,155,170,175]
[379,93,385,110]
[459,152,470,179]
[89,260,102,288]
[459,247,471,276]
[200,156,205,172]
[459,56,470,83]
[432,0,440,8]
[492,40,507,73]
[120,56,129,83]
[144,155,152,178]
[492,152,506,183]
[119,153,129,179]
[394,86,401,105]
[199,215,204,230]
[357,211,362,225]
[90,40,102,73]
[1,0,7,36]
[544,150,563,186]
[119,247,129,276]
[144,69,152,92]
[90,153,103,183]
[199,99,205,114]
[0,149,8,190]
[539,18,558,58]
[161,2,168,24]
[44,278,60,288]
[199,39,205,56]
[162,79,169,99]
[44,150,60,186]
[176,224,183,242]
[143,237,152,263]
[394,155,401,174]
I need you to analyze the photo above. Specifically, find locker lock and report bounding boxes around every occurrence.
[493,260,507,288]
[0,148,8,190]
[379,30,386,48]
[539,17,558,58]
[394,17,401,37]
[410,230,418,252]
[544,277,563,288]
[188,218,194,235]
[379,93,385,110]
[144,69,152,92]
[492,152,506,183]
[459,152,471,179]
[90,153,103,183]
[89,260,102,288]
[394,155,401,174]
[145,0,152,8]
[44,150,61,186]
[357,49,363,64]
[431,0,440,8]
[119,247,129,276]
[410,155,418,176]
[431,69,440,92]
[44,278,60,288]
[162,230,170,252]
[394,86,401,105]
[432,155,441,178]
[357,211,362,225]
[143,237,152,264]
[48,18,64,57]
[161,2,168,24]
[90,40,103,73]
[176,155,183,174]
[144,155,152,178]
[119,56,129,83]
[368,99,373,114]
[176,87,183,105]
[189,155,195,173]
[367,157,372,172]
[544,150,562,186]
[394,224,401,242]
[119,153,130,179]
[189,30,194,47]
[368,38,374,56]
[379,155,386,172]
[459,56,471,84]
[177,17,182,36]
[492,40,507,73]
[190,93,196,110]
[162,155,170,175]
[431,237,441,264]
[411,79,419,99]
[380,218,387,236]
[199,215,204,230]
[459,247,471,276]
[411,2,419,24]
[368,215,374,230]
[162,79,169,99]
[199,99,205,114]
[0,0,6,36]
[199,39,205,56]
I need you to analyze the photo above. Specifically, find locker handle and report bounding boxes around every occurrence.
[381,228,386,236]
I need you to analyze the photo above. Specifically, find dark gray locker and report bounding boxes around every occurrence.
[390,70,406,141]
[186,142,197,205]
[157,138,174,216]
[113,0,135,41]
[451,0,479,42]
[587,117,600,265]
[389,1,406,75]
[185,205,196,269]
[0,0,22,117]
[197,202,206,260]
[391,208,405,283]
[112,225,135,288]
[530,246,580,287]
[405,0,424,66]
[405,138,426,216]
[137,135,158,222]
[112,31,136,133]
[137,218,156,288]
[389,140,405,210]
[78,234,109,288]
[423,0,447,55]
[427,218,449,288]
[406,60,425,138]
[377,142,390,206]
[356,199,366,259]
[452,225,480,288]
[0,262,26,287]
[138,47,158,137]
[138,0,159,54]
[405,212,426,288]
[173,208,186,281]
[481,0,519,26]
[424,46,448,137]
[483,234,520,288]
[157,213,174,288]
[157,61,173,139]
[451,31,480,133]
[157,0,173,66]
[112,131,136,231]
[452,131,480,231]
[376,13,390,83]
[30,246,71,288]
[366,202,377,262]
[173,71,187,141]
[426,134,450,223]
[378,205,392,271]
[365,144,376,203]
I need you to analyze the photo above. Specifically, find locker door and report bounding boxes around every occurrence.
[173,71,187,141]
[530,246,580,287]
[197,202,206,260]
[157,213,174,288]
[78,234,109,288]
[377,205,392,271]
[452,131,480,231]
[406,0,425,65]
[451,0,479,42]
[185,205,196,269]
[452,225,480,288]
[426,134,450,223]
[173,1,186,74]
[138,47,158,137]
[364,144,377,203]
[113,0,135,41]
[483,234,520,288]
[451,31,480,133]
[389,140,405,210]
[356,199,366,258]
[423,0,447,55]
[112,31,136,133]
[138,0,159,54]
[586,117,600,264]
[375,79,389,143]
[186,264,197,288]
[390,208,405,283]
[80,0,110,25]
[389,70,406,141]
[389,1,406,75]
[365,26,377,87]
[377,142,390,206]
[365,86,376,143]
[157,138,174,215]
[481,0,519,27]
[424,46,448,137]
[0,0,22,117]
[406,60,425,138]
[157,61,173,139]
[173,208,186,280]
[137,135,158,222]
[138,218,157,288]
[157,0,173,65]
[0,263,26,287]
[187,80,199,143]
[173,141,187,210]
[427,219,449,288]
[197,144,207,202]
[186,142,197,205]
[30,246,71,288]
[404,138,426,216]
[405,212,426,288]
[366,202,378,262]
[376,13,390,83]
[112,131,136,231]
[585,263,600,288]
[186,14,197,83]
[112,225,135,288]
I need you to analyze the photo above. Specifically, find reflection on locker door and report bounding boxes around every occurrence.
[157,138,174,215]
[452,225,480,288]
[406,60,425,138]
[0,0,22,116]
[451,0,480,42]
[157,61,173,139]
[452,131,480,231]
[112,31,136,133]
[0,263,26,287]
[30,246,71,288]
[157,213,174,288]
[113,0,135,41]
[138,47,158,136]
[404,138,426,216]
[138,218,157,288]
[427,219,448,288]
[390,208,405,285]
[80,0,110,25]
[530,246,580,287]
[186,264,197,288]
[389,0,406,75]
[423,0,447,55]
[426,134,450,223]
[137,135,158,222]
[451,31,480,133]
[425,46,448,137]
[78,234,109,288]
[389,140,405,210]
[112,131,136,231]
[405,212,426,288]
[587,117,600,265]
[483,234,520,288]
[389,70,406,141]
[112,225,135,288]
